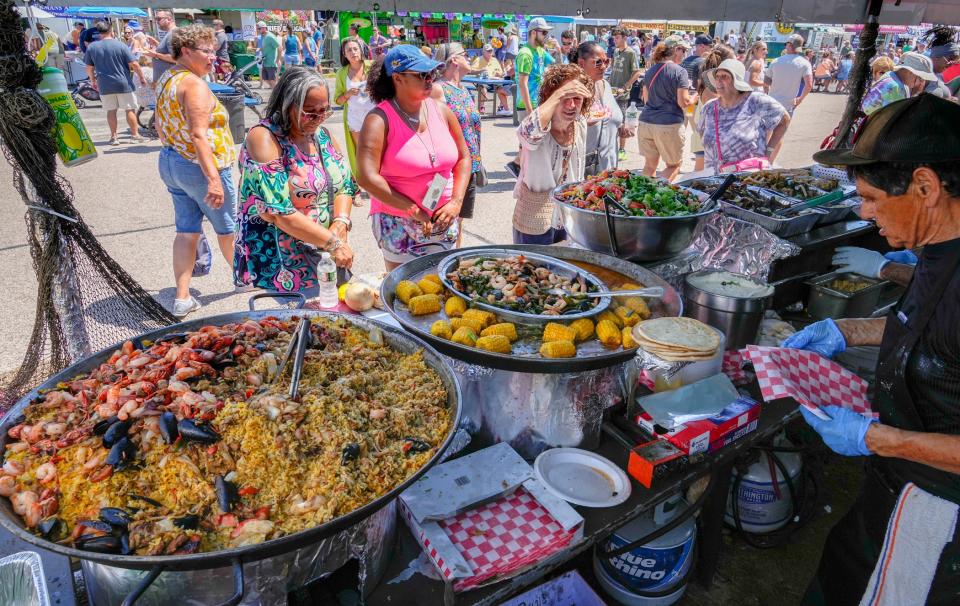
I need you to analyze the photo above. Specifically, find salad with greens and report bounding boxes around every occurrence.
[557,169,702,217]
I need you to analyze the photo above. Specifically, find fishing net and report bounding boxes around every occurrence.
[0,1,176,411]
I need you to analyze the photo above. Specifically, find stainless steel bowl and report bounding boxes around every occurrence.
[553,182,717,262]
[683,270,773,350]
[436,248,611,324]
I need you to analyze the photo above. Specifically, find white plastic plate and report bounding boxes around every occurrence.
[534,448,632,508]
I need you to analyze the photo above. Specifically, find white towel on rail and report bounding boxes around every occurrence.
[859,482,959,606]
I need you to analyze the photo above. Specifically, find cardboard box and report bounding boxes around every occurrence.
[498,570,606,606]
[626,439,686,488]
[635,396,761,455]
[399,442,584,593]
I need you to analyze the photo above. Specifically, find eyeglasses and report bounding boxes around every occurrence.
[301,107,332,121]
[591,57,611,68]
[190,47,216,56]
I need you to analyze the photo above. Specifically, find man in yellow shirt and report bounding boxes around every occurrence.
[471,44,512,115]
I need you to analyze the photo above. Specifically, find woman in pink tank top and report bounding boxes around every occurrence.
[355,45,471,269]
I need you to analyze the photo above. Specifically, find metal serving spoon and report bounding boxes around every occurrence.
[548,286,665,299]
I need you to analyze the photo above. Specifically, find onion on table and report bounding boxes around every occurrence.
[0,317,450,555]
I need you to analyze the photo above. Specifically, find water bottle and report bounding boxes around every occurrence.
[316,252,339,308]
[37,67,97,167]
[624,102,640,129]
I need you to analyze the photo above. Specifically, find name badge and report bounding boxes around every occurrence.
[421,173,448,212]
[897,310,908,325]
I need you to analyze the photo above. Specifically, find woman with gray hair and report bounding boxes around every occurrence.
[235,67,358,298]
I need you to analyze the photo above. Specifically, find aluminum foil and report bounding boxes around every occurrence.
[0,551,51,606]
[646,213,801,288]
[81,501,397,606]
[446,355,629,460]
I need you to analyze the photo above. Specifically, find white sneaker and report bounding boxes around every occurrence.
[496,107,512,116]
[172,296,201,317]
[129,135,146,143]
[109,137,121,146]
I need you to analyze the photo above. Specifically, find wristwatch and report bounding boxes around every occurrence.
[324,236,344,252]
[331,216,352,232]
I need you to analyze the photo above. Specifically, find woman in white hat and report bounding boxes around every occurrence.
[696,58,789,174]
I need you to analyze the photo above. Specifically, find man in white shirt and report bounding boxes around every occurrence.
[765,33,814,115]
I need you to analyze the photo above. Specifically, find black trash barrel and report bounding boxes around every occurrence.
[214,91,245,144]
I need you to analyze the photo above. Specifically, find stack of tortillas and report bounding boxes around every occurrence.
[632,317,721,362]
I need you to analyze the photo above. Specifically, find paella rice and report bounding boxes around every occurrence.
[0,317,450,555]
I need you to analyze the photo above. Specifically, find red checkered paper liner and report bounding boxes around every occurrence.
[437,486,577,592]
[723,350,750,385]
[742,345,874,416]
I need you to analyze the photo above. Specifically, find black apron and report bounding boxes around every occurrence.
[803,244,960,606]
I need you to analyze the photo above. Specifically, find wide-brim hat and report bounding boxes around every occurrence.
[897,52,938,82]
[813,94,960,166]
[704,59,753,93]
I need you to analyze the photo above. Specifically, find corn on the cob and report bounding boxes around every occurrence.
[613,285,651,319]
[539,340,576,358]
[568,318,595,343]
[451,326,477,346]
[445,296,467,318]
[396,280,423,304]
[622,326,637,348]
[598,310,624,329]
[430,320,453,340]
[476,334,512,354]
[417,278,444,295]
[451,317,484,333]
[542,322,577,343]
[614,306,641,327]
[462,308,496,329]
[422,274,443,286]
[597,320,622,348]
[408,294,440,315]
[481,323,518,342]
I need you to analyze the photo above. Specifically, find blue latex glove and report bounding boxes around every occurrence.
[800,405,877,456]
[780,318,847,359]
[832,246,888,278]
[884,250,919,265]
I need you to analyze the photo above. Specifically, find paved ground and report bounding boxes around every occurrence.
[0,90,846,374]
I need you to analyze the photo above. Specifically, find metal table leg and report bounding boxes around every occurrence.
[696,462,733,588]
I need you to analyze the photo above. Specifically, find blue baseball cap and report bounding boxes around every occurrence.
[384,44,441,76]
[126,20,142,31]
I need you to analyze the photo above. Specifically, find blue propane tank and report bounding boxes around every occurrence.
[724,448,803,534]
[594,498,696,606]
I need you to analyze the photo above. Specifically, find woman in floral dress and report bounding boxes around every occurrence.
[235,68,357,296]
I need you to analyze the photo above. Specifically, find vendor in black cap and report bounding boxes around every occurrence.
[781,94,960,605]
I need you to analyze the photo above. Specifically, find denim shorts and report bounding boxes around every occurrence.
[158,147,237,235]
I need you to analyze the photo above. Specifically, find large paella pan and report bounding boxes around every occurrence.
[0,308,461,573]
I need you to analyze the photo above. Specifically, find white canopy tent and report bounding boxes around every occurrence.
[46,0,960,25]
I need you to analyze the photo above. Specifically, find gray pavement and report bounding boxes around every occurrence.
[0,91,847,374]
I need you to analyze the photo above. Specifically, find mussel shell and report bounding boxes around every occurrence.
[76,520,114,534]
[76,534,122,554]
[102,420,131,448]
[120,534,133,555]
[174,537,201,554]
[99,507,132,528]
[177,419,220,444]
[403,437,431,453]
[128,494,164,508]
[173,514,200,530]
[93,415,120,436]
[156,332,189,344]
[215,475,238,513]
[106,437,136,471]
[159,412,179,444]
[341,442,360,465]
[38,517,65,540]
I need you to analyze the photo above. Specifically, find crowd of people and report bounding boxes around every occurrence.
[31,14,958,316]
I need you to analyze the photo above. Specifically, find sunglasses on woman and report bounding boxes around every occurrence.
[401,69,440,83]
[300,107,332,121]
[591,57,611,68]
